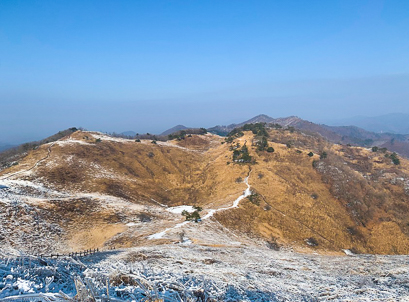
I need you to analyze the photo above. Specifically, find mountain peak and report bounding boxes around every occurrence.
[244,114,275,124]
[161,125,189,136]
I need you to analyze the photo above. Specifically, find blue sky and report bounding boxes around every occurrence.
[1,0,408,143]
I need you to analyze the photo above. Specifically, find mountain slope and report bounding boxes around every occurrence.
[1,127,409,255]
[208,114,409,158]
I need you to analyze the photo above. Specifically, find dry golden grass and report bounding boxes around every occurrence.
[68,224,126,250]
[3,129,409,254]
[214,130,409,254]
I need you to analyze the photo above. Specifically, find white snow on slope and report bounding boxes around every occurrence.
[166,205,195,214]
[202,174,251,220]
[54,139,92,146]
[147,221,190,239]
[148,172,251,239]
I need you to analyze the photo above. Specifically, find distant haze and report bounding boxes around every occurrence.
[1,1,408,144]
[323,113,409,135]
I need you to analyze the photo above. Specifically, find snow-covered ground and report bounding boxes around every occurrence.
[1,244,409,301]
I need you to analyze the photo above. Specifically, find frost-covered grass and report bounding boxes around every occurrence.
[2,245,409,301]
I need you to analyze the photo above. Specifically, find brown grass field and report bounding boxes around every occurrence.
[2,129,409,254]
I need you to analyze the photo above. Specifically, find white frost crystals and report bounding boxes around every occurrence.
[2,245,409,301]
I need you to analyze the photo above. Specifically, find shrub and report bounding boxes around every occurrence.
[232,144,253,163]
[247,192,260,205]
[182,206,202,222]
[95,138,102,143]
[320,151,327,159]
[311,193,318,199]
[305,237,318,246]
[266,236,280,251]
[151,140,157,144]
[256,136,268,151]
[138,213,151,222]
[135,139,141,142]
[307,152,314,157]
[372,146,379,152]
[267,147,275,153]
[390,152,400,165]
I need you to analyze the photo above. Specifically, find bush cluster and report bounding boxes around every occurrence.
[182,206,203,222]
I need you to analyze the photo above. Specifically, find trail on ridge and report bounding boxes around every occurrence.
[147,170,252,240]
[0,143,55,181]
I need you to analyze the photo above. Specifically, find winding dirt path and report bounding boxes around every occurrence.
[147,170,252,239]
[0,143,55,181]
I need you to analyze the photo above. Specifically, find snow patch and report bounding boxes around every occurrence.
[166,205,195,214]
[147,221,190,239]
[13,278,36,293]
[54,139,92,146]
[148,172,252,239]
[202,174,251,220]
[343,249,355,256]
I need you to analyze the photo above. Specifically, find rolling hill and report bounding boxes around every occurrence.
[1,122,409,256]
[209,114,409,158]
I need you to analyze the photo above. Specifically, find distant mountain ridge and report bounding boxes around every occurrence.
[208,114,409,158]
[121,131,137,137]
[0,143,15,152]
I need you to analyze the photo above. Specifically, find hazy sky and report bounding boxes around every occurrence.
[1,0,409,144]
